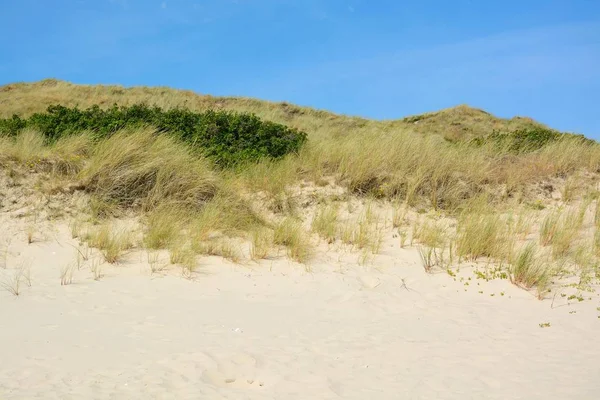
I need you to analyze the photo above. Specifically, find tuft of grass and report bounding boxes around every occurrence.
[169,244,197,275]
[456,211,510,261]
[311,204,339,243]
[510,243,553,298]
[89,258,103,280]
[418,246,440,273]
[60,262,75,286]
[543,207,583,259]
[195,239,242,263]
[392,202,407,228]
[412,219,447,248]
[143,207,187,249]
[540,211,560,246]
[0,265,28,296]
[87,224,133,264]
[250,228,273,260]
[147,251,168,274]
[78,129,217,211]
[339,208,384,254]
[274,218,312,263]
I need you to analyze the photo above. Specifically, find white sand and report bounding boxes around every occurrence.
[1,218,599,400]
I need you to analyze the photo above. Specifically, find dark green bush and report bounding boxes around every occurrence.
[469,127,562,153]
[0,104,307,166]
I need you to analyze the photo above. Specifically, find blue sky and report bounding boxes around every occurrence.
[1,1,599,137]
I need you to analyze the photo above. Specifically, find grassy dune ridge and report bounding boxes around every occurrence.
[1,79,600,297]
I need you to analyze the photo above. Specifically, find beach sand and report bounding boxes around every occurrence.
[1,216,599,400]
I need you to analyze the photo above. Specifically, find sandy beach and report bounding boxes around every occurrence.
[1,217,599,400]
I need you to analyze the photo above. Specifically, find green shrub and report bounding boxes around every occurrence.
[470,127,561,153]
[0,104,307,166]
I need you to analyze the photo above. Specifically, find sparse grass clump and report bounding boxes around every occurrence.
[87,224,133,264]
[144,207,187,249]
[539,211,560,246]
[194,239,241,263]
[169,244,197,274]
[274,218,312,263]
[311,204,339,243]
[412,219,447,248]
[250,228,274,260]
[510,243,553,298]
[456,211,510,261]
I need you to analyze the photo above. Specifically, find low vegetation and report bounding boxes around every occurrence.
[0,103,307,166]
[1,80,600,298]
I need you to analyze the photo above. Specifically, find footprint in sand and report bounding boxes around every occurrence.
[202,353,265,389]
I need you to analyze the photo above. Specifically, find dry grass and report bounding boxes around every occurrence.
[456,211,510,262]
[87,224,133,264]
[144,207,187,249]
[3,80,600,279]
[147,251,168,274]
[539,211,560,246]
[78,129,216,211]
[60,262,75,286]
[0,261,30,296]
[510,243,553,299]
[273,218,312,263]
[250,228,274,260]
[169,244,197,274]
[195,239,242,263]
[90,258,103,280]
[311,204,339,243]
[412,219,447,248]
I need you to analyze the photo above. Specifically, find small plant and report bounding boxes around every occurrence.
[398,229,408,248]
[0,268,24,296]
[539,322,551,328]
[147,251,168,274]
[418,246,441,273]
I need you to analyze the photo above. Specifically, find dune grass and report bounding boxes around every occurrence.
[86,224,134,264]
[456,210,511,262]
[250,227,274,260]
[273,218,312,263]
[510,243,553,298]
[3,80,600,282]
[311,204,339,243]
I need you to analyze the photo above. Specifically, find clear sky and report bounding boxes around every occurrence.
[1,1,599,137]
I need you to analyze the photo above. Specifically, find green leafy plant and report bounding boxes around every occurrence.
[0,104,307,167]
